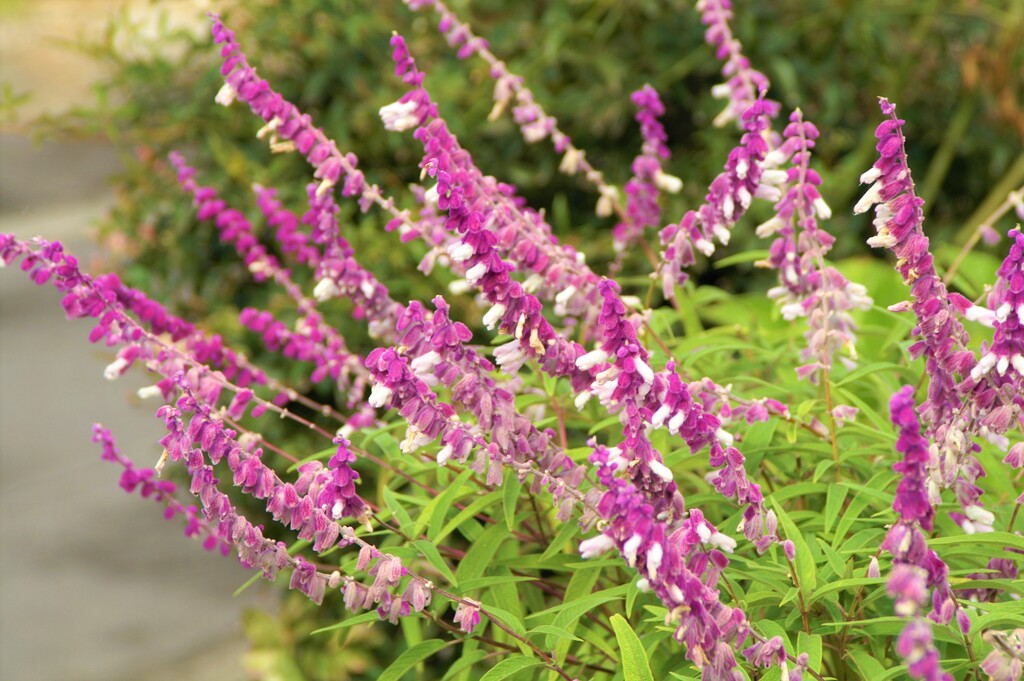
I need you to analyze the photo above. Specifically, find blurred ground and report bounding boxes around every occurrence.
[1,2,275,680]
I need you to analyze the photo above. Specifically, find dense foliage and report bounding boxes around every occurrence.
[7,1,1024,680]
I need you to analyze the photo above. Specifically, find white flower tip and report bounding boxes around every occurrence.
[436,445,453,466]
[447,242,475,263]
[709,531,737,553]
[622,534,642,567]
[655,170,683,194]
[464,262,488,285]
[313,278,338,302]
[104,357,130,381]
[853,181,883,214]
[635,359,654,385]
[648,459,674,483]
[646,542,663,578]
[575,348,609,371]
[368,383,393,408]
[214,83,236,107]
[710,83,732,100]
[965,505,995,526]
[482,303,506,330]
[448,279,472,295]
[813,197,832,220]
[695,238,715,257]
[379,99,420,132]
[579,534,616,559]
[859,166,882,185]
[595,187,618,218]
[136,385,163,400]
[650,404,671,428]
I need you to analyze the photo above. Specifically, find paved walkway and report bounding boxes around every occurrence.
[0,140,274,681]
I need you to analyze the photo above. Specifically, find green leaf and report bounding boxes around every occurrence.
[432,490,503,544]
[382,485,414,531]
[770,498,817,593]
[310,610,380,635]
[377,639,448,681]
[539,520,580,562]
[610,614,654,681]
[544,586,628,630]
[929,531,1024,552]
[714,249,770,268]
[797,632,823,670]
[824,483,848,537]
[440,648,487,681]
[847,650,887,677]
[458,575,537,593]
[527,625,583,643]
[478,655,543,681]
[418,468,474,539]
[411,539,458,587]
[456,522,510,584]
[483,604,528,637]
[808,577,884,605]
[833,361,906,388]
[503,471,522,532]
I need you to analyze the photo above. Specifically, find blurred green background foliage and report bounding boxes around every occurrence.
[49,0,1024,321]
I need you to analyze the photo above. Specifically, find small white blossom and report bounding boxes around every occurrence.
[482,303,506,330]
[654,170,683,193]
[579,534,616,559]
[554,285,577,315]
[464,262,488,285]
[214,83,237,106]
[648,459,674,482]
[622,534,642,567]
[447,242,475,263]
[575,348,609,371]
[559,148,583,174]
[137,385,163,400]
[965,505,995,526]
[650,404,672,428]
[104,357,130,381]
[646,542,663,579]
[595,186,619,218]
[709,531,737,553]
[859,166,882,185]
[448,279,472,295]
[574,390,592,411]
[313,278,340,302]
[813,197,832,220]
[634,358,654,385]
[378,99,420,131]
[853,181,883,214]
[368,383,393,408]
[970,353,998,382]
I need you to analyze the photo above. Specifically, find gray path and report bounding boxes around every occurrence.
[1,139,274,681]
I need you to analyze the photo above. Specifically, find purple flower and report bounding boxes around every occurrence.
[696,0,775,128]
[453,599,482,634]
[613,85,680,251]
[660,97,779,298]
[758,108,871,376]
[858,99,973,430]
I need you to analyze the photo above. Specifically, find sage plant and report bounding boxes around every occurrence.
[4,2,1022,680]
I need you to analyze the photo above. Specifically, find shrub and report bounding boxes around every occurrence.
[6,1,1023,680]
